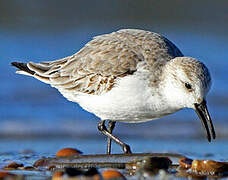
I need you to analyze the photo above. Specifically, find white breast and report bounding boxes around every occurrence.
[69,71,178,123]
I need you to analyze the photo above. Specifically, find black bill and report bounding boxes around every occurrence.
[194,100,216,142]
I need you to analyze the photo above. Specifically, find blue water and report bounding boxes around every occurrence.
[1,137,228,162]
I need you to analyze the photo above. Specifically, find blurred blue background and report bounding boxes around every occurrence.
[0,0,228,154]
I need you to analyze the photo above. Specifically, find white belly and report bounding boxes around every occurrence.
[66,72,179,123]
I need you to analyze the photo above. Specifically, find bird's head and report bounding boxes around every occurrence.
[163,57,215,141]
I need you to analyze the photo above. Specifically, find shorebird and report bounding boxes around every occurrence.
[11,29,216,154]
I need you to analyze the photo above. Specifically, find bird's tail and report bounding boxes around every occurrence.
[11,62,35,76]
[11,57,70,84]
[11,61,55,84]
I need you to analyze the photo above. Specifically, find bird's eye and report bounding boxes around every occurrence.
[185,83,192,90]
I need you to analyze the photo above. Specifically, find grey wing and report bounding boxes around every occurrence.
[110,29,183,65]
[27,35,142,96]
[25,29,183,97]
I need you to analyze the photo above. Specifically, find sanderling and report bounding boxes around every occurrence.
[11,29,216,154]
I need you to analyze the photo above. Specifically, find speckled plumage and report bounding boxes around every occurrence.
[25,29,183,96]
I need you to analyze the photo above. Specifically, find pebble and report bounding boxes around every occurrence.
[19,166,36,170]
[4,161,24,170]
[52,167,101,180]
[52,171,64,180]
[177,157,228,178]
[0,171,16,178]
[126,156,172,174]
[33,158,49,167]
[179,157,193,169]
[191,159,228,175]
[56,148,82,157]
[102,169,126,180]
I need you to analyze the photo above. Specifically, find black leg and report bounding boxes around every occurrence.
[107,121,116,154]
[98,120,131,154]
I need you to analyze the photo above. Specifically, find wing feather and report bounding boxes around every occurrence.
[14,29,183,97]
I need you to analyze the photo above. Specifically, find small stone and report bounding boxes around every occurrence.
[20,166,35,170]
[179,157,193,169]
[102,169,126,180]
[52,171,64,180]
[142,157,172,171]
[65,167,83,176]
[0,171,16,178]
[33,158,50,167]
[191,159,228,175]
[84,167,99,177]
[84,168,101,180]
[48,165,57,171]
[53,168,101,180]
[4,161,24,170]
[92,174,101,180]
[56,148,82,157]
[127,157,172,173]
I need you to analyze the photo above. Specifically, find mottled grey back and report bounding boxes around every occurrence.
[25,29,183,95]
